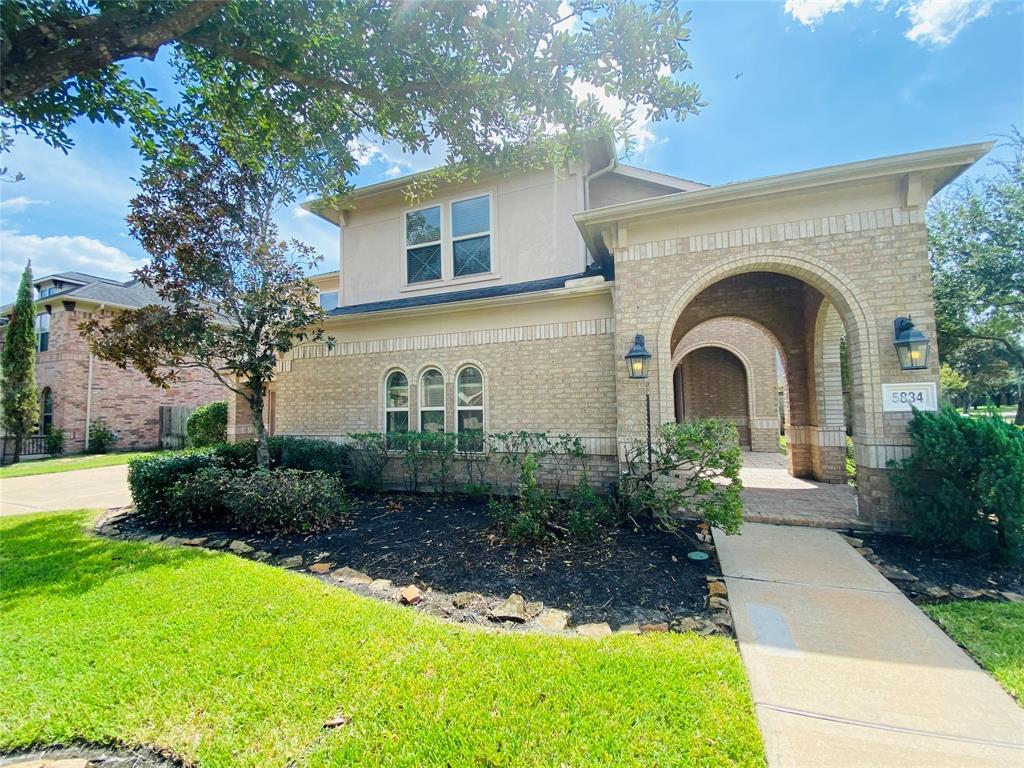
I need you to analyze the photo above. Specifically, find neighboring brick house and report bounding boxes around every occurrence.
[1,271,225,454]
[226,134,991,528]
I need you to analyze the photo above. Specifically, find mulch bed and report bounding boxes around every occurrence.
[111,492,720,629]
[0,743,180,767]
[856,530,1024,602]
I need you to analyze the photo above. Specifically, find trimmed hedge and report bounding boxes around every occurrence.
[127,436,353,533]
[170,466,351,532]
[889,407,1023,559]
[187,401,227,447]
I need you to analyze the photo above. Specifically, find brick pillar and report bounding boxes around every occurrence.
[810,425,847,483]
[784,424,815,477]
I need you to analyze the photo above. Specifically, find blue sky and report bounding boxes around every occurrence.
[2,0,1022,303]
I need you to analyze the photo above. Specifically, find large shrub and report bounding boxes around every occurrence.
[86,418,118,454]
[187,401,228,447]
[616,419,743,536]
[889,407,1023,559]
[210,436,349,473]
[222,469,351,533]
[128,450,217,519]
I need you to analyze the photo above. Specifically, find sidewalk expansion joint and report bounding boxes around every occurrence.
[723,572,899,596]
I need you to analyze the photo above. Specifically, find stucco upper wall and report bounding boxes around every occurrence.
[623,177,905,246]
[340,167,587,307]
[589,174,682,209]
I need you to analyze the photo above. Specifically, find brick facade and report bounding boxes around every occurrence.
[31,308,225,452]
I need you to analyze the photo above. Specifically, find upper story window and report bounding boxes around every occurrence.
[419,368,445,433]
[319,291,339,311]
[35,312,50,352]
[451,195,491,277]
[385,371,410,441]
[406,205,442,283]
[37,286,57,298]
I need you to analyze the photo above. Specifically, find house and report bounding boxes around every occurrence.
[1,271,225,455]
[225,134,991,528]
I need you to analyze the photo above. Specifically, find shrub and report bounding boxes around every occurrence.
[457,430,491,494]
[347,432,392,490]
[209,436,349,474]
[128,450,217,518]
[490,453,554,541]
[44,427,65,455]
[86,418,118,454]
[889,407,1023,559]
[219,468,351,533]
[617,419,743,536]
[168,465,232,525]
[187,400,227,447]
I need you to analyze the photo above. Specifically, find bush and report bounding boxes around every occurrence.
[616,419,743,536]
[490,453,554,541]
[187,401,227,447]
[44,427,65,455]
[208,436,349,473]
[889,407,1024,559]
[129,447,352,533]
[86,418,118,454]
[346,432,392,490]
[224,468,351,533]
[128,449,217,519]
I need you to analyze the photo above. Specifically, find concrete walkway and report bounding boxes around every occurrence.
[714,523,1024,767]
[0,464,130,516]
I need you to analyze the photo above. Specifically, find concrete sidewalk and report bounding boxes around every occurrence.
[0,464,130,516]
[714,523,1024,767]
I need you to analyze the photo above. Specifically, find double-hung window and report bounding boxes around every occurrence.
[35,312,50,352]
[451,195,491,277]
[385,371,410,446]
[319,291,339,311]
[406,205,442,283]
[456,366,485,451]
[419,369,445,433]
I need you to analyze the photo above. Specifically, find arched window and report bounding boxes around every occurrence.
[385,371,409,442]
[39,387,53,435]
[456,366,484,451]
[419,368,445,433]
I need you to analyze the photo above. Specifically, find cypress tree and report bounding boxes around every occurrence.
[2,261,39,463]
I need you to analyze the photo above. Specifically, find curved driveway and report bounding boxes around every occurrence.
[0,464,131,516]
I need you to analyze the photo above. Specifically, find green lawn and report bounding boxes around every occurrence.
[0,450,159,479]
[0,511,765,768]
[924,601,1024,703]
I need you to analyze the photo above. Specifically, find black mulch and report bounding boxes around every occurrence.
[858,530,1024,599]
[0,743,181,767]
[117,493,719,627]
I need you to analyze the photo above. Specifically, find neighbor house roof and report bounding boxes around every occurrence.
[1,273,162,315]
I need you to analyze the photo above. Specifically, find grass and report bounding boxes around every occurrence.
[0,450,159,479]
[924,601,1024,703]
[0,511,765,768]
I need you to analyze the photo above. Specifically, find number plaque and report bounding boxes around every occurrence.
[881,382,937,412]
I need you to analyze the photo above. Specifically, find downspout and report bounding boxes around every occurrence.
[84,303,103,450]
[582,137,617,269]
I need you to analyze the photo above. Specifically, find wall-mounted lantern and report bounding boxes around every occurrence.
[893,316,931,371]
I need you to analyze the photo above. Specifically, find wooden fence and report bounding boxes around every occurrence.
[158,405,193,450]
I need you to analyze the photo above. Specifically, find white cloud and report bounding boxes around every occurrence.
[384,165,404,178]
[571,80,661,154]
[554,2,580,33]
[0,229,146,299]
[0,195,48,215]
[785,0,863,26]
[785,0,992,44]
[345,137,415,178]
[902,0,992,45]
[292,205,312,219]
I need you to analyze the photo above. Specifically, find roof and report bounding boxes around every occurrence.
[37,271,124,287]
[574,140,994,258]
[327,267,610,318]
[612,165,708,192]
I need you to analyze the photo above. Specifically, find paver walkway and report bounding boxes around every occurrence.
[0,464,130,516]
[714,522,1024,767]
[740,451,859,528]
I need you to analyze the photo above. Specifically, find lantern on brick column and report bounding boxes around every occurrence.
[624,334,652,379]
[893,316,931,371]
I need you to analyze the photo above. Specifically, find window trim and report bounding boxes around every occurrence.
[417,367,446,434]
[401,189,497,289]
[404,202,443,285]
[455,364,486,452]
[383,369,410,438]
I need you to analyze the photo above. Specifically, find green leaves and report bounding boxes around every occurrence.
[1,262,39,456]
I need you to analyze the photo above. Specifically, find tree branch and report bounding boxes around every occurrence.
[2,1,228,106]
